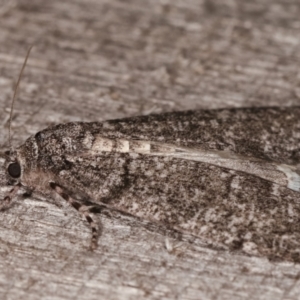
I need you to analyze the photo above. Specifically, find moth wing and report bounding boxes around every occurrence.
[79,134,300,192]
[102,107,300,164]
[58,151,300,262]
[147,142,300,192]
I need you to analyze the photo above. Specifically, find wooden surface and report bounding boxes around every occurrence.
[1,0,300,299]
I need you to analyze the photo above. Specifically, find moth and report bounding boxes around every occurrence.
[2,49,300,263]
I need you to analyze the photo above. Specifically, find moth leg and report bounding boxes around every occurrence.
[0,185,20,211]
[49,182,99,250]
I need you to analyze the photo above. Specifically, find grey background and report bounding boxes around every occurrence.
[0,0,300,299]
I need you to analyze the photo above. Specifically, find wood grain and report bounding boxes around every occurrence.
[1,0,300,299]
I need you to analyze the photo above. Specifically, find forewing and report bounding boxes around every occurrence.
[57,151,300,262]
[99,107,300,164]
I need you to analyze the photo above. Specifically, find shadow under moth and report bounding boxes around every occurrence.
[2,51,300,263]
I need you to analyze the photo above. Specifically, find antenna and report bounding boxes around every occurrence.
[8,45,33,151]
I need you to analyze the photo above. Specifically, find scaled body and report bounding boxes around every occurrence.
[5,107,300,262]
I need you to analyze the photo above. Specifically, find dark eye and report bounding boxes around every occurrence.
[8,162,21,178]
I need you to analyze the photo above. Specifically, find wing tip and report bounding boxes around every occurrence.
[277,165,300,192]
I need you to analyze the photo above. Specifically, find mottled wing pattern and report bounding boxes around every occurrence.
[55,151,300,262]
[100,107,300,164]
[16,106,300,261]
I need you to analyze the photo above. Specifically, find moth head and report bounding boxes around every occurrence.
[4,150,22,186]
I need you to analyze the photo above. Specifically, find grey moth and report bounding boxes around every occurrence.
[2,106,300,262]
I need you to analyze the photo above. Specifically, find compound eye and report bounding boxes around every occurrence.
[8,162,21,178]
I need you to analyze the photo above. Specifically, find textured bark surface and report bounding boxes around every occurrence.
[1,0,300,299]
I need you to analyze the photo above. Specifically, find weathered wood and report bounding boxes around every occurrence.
[1,0,300,299]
